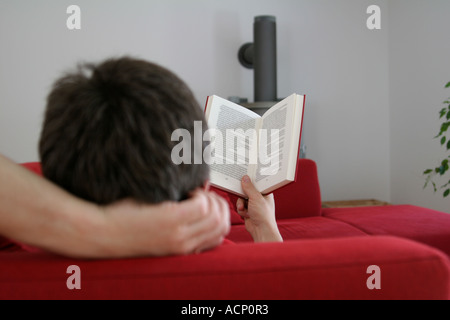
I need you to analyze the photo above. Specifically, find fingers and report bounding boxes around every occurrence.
[187,192,230,253]
[177,189,211,224]
[207,191,231,236]
[175,189,230,254]
[236,198,249,218]
[241,175,263,200]
[237,175,262,219]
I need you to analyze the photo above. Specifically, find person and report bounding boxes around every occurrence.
[0,57,281,259]
[0,153,230,258]
[38,56,282,244]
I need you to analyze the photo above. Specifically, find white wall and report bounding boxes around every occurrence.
[4,0,447,213]
[389,0,450,213]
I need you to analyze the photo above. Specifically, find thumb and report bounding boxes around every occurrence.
[241,175,262,200]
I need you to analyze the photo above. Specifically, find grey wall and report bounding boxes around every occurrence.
[389,0,450,213]
[0,0,448,212]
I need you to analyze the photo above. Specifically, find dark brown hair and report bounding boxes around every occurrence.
[39,57,209,204]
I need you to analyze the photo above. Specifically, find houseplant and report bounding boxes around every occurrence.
[424,81,450,198]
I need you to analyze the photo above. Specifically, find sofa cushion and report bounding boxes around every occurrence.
[226,216,368,243]
[323,205,450,256]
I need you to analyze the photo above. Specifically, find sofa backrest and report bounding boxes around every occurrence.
[21,162,42,175]
[273,159,322,219]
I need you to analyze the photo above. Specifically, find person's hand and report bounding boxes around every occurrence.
[101,188,231,258]
[236,175,282,243]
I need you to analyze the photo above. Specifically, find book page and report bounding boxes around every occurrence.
[254,94,300,193]
[206,96,261,195]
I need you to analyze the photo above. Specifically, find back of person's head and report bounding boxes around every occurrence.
[39,56,209,204]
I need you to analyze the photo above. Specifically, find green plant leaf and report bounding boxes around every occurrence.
[444,189,450,198]
[440,159,450,176]
[424,82,450,198]
[436,122,450,138]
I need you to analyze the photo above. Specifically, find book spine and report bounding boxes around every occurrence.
[293,95,306,182]
[204,96,210,113]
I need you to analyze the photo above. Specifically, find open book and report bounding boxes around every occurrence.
[204,93,305,197]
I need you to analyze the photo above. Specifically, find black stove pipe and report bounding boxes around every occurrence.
[238,15,277,102]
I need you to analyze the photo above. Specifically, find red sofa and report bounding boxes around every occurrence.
[0,159,449,300]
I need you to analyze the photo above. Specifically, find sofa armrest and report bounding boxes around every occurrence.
[1,236,448,300]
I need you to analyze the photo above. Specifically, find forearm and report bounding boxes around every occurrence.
[0,154,108,258]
